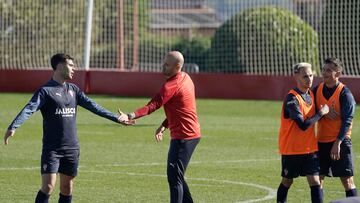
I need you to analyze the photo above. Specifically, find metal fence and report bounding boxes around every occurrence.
[0,0,359,75]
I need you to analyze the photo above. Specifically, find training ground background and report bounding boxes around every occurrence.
[0,93,359,203]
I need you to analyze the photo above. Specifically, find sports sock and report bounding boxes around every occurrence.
[277,183,289,203]
[58,193,72,203]
[346,188,358,197]
[35,190,50,203]
[310,185,323,203]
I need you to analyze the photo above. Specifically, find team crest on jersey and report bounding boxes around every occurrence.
[68,90,74,97]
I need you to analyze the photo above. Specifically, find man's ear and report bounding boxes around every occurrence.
[335,70,341,77]
[56,63,64,71]
[176,64,181,71]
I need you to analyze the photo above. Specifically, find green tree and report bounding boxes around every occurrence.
[206,6,319,75]
[171,34,211,71]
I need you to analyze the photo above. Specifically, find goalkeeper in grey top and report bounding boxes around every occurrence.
[3,53,130,203]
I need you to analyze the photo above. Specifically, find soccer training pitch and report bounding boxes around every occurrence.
[0,93,359,203]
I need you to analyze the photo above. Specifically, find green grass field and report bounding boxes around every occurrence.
[0,93,359,203]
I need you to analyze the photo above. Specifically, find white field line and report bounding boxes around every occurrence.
[0,158,278,202]
[189,177,276,203]
[0,158,278,170]
[80,169,276,203]
[0,165,85,171]
[0,158,280,170]
[0,166,39,171]
[95,158,280,167]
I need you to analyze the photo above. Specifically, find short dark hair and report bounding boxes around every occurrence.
[324,57,343,72]
[50,53,74,70]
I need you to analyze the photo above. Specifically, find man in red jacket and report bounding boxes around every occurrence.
[121,51,201,203]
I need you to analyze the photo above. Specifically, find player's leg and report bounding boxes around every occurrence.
[41,173,58,193]
[167,138,200,203]
[277,154,301,203]
[318,142,333,198]
[167,139,183,203]
[333,139,357,197]
[306,175,322,203]
[57,149,79,203]
[178,138,200,203]
[35,173,57,203]
[59,173,75,203]
[307,175,321,186]
[35,150,60,203]
[304,152,322,203]
[340,176,357,197]
[280,177,293,188]
[182,181,192,203]
[277,177,293,203]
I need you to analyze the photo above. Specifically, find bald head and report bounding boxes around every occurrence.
[162,51,184,78]
[166,51,184,69]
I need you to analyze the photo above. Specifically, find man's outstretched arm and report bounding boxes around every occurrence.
[5,89,45,145]
[127,84,177,120]
[77,91,126,124]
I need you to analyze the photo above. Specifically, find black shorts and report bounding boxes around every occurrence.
[318,139,354,177]
[281,152,320,178]
[41,149,80,177]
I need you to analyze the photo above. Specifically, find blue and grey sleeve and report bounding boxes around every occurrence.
[8,89,45,130]
[77,90,119,123]
[338,88,356,141]
[286,94,322,131]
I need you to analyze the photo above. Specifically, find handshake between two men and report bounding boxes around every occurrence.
[117,109,136,125]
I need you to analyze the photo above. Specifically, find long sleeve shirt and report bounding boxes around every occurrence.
[133,72,201,140]
[8,79,119,150]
